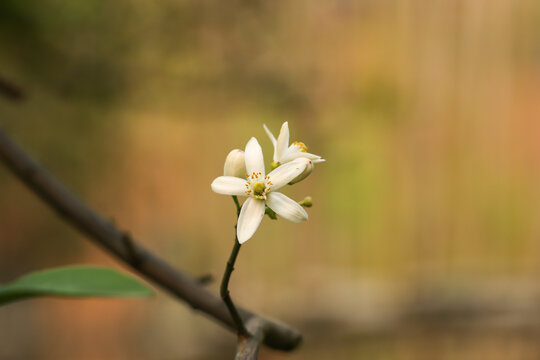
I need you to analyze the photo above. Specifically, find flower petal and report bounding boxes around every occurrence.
[266,192,308,223]
[280,149,323,163]
[245,137,265,176]
[267,158,309,191]
[211,176,247,196]
[237,197,266,243]
[263,124,277,146]
[275,122,290,163]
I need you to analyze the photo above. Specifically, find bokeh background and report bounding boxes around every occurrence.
[1,0,539,359]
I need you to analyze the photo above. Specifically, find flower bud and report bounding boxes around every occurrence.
[271,161,280,170]
[299,196,313,207]
[288,158,314,185]
[223,149,246,178]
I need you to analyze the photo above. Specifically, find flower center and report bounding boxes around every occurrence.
[253,182,266,196]
[292,141,307,152]
[244,172,273,200]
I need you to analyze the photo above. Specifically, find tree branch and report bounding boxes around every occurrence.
[0,128,302,352]
[235,317,266,360]
[0,76,24,101]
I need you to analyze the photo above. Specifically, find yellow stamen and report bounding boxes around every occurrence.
[293,141,307,152]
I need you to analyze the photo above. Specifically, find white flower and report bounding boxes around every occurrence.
[263,122,325,167]
[223,149,246,178]
[211,137,310,244]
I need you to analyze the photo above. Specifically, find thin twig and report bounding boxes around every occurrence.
[220,198,248,336]
[0,128,302,352]
[196,273,214,285]
[121,232,143,267]
[235,317,266,360]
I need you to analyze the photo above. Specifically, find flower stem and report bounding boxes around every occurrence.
[220,196,248,337]
[232,195,241,215]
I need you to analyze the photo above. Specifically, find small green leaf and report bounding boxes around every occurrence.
[0,266,153,306]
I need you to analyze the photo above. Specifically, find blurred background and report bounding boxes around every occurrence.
[0,0,539,359]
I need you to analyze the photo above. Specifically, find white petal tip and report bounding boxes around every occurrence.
[237,228,255,244]
[211,176,247,196]
[210,179,220,193]
[263,124,277,146]
[291,209,308,223]
[238,236,249,244]
[245,137,261,152]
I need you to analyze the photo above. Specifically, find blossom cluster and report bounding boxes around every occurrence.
[211,122,324,244]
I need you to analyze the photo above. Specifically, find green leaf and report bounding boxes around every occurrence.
[0,266,153,306]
